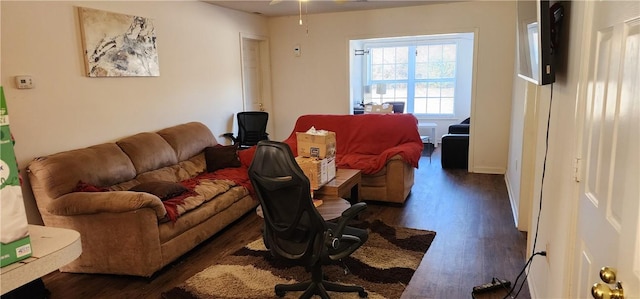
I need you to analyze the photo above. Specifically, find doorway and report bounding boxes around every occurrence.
[348,32,475,146]
[240,34,274,136]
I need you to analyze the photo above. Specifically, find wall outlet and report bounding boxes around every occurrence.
[545,242,550,264]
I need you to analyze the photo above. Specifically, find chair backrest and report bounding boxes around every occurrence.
[237,111,269,148]
[248,141,325,264]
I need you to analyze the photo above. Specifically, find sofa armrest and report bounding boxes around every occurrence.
[448,124,470,134]
[379,143,422,167]
[385,156,415,203]
[441,134,469,169]
[47,191,167,219]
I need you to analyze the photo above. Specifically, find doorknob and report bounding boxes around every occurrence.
[591,267,624,299]
[599,267,617,283]
[259,103,264,111]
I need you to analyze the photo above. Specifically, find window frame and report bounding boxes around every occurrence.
[363,38,461,117]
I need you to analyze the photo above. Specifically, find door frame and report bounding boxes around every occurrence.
[239,33,274,135]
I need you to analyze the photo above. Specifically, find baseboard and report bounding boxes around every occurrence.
[471,166,505,174]
[504,175,520,228]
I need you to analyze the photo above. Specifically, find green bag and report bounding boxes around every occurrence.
[0,86,32,267]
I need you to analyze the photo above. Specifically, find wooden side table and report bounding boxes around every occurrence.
[256,197,351,221]
[313,197,352,220]
[0,225,82,295]
[315,168,362,204]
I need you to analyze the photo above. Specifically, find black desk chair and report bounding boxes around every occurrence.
[223,111,269,149]
[248,140,369,299]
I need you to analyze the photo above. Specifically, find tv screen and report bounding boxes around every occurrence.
[517,0,563,85]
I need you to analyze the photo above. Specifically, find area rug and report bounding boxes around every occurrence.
[162,220,436,299]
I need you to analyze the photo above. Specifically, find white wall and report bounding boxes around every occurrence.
[1,1,268,224]
[267,1,516,174]
[508,1,589,297]
[505,62,526,229]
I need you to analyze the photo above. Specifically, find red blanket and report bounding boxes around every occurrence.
[162,167,253,222]
[282,114,423,174]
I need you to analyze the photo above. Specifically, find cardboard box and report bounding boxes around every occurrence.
[0,86,32,267]
[295,156,336,190]
[364,104,394,114]
[296,131,336,159]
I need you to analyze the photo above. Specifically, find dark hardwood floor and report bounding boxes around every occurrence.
[39,146,530,299]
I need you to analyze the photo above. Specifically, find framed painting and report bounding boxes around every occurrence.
[78,7,160,77]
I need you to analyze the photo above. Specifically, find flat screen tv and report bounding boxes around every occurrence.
[517,0,564,85]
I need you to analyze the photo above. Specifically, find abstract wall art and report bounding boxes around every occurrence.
[78,7,160,77]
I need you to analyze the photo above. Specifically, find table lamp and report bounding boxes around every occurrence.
[376,83,387,103]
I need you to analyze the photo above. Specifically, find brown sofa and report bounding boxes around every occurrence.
[283,114,423,204]
[26,122,258,277]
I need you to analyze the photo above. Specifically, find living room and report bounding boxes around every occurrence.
[2,1,639,298]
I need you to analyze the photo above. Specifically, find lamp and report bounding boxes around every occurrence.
[376,83,387,103]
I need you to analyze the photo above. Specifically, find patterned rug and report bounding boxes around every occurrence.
[162,220,436,299]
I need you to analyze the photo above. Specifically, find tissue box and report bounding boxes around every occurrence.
[295,156,336,190]
[0,86,32,267]
[296,131,336,159]
[364,104,393,114]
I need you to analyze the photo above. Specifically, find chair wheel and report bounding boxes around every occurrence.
[359,290,368,298]
[275,290,286,297]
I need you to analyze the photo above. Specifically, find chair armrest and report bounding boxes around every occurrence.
[47,191,167,220]
[221,133,237,143]
[448,124,470,134]
[332,202,367,237]
[341,202,367,219]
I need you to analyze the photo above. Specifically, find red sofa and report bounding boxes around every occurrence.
[283,114,423,203]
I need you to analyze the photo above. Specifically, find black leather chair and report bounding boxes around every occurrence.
[441,118,470,169]
[248,140,369,299]
[223,111,269,149]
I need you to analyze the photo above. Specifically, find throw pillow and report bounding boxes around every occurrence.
[74,181,109,192]
[205,144,241,172]
[129,181,188,201]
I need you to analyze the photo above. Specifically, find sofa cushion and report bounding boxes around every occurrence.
[205,145,241,173]
[157,122,217,162]
[129,181,188,201]
[27,143,137,199]
[117,132,178,173]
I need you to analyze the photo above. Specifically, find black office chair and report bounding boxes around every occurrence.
[222,111,269,149]
[248,140,369,299]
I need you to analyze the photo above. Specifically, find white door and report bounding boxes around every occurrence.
[241,35,273,136]
[242,38,263,112]
[573,1,640,298]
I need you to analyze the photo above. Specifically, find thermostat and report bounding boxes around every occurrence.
[15,75,34,89]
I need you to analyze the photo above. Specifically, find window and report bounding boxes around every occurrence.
[351,33,473,118]
[367,43,457,115]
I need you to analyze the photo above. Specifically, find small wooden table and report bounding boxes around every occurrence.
[313,197,352,220]
[256,197,351,221]
[315,168,362,204]
[0,225,82,295]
